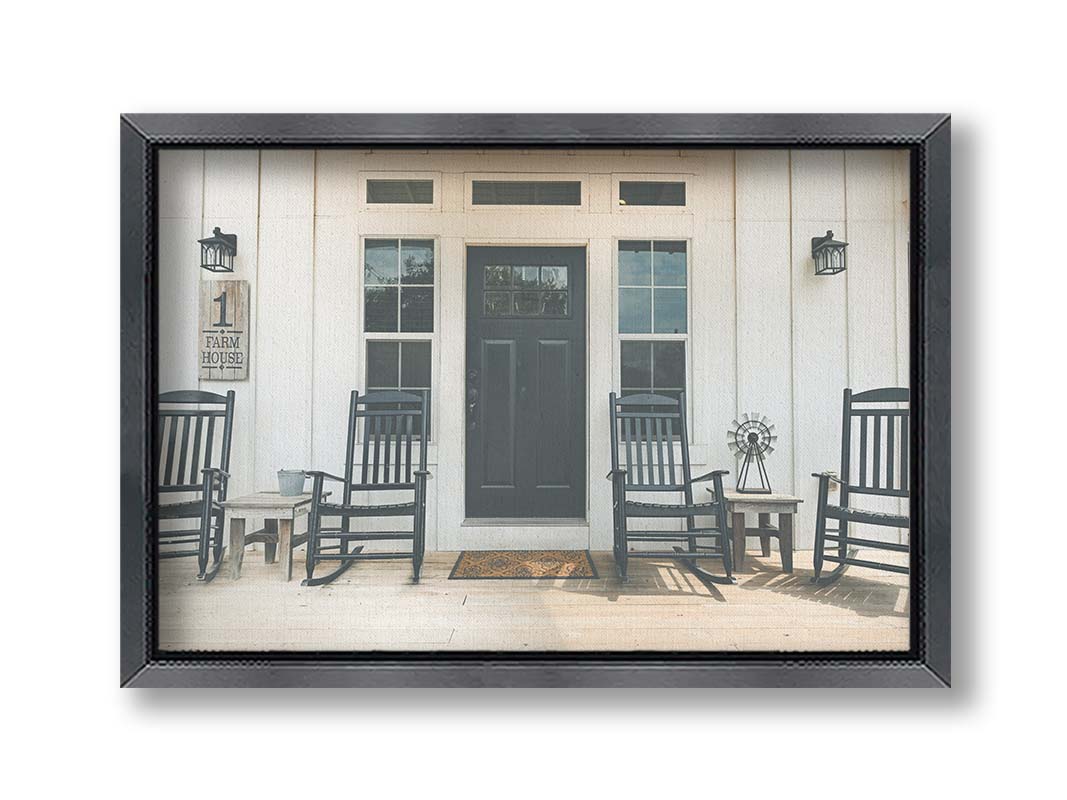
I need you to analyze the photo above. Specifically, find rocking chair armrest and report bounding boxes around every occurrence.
[413,470,433,480]
[200,467,230,493]
[304,470,347,484]
[812,471,844,486]
[606,468,628,480]
[690,469,730,484]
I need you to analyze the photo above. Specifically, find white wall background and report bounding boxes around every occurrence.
[159,147,908,551]
[4,1,1063,798]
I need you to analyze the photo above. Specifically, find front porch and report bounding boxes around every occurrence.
[159,549,909,652]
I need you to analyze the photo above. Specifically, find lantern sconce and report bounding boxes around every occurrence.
[198,227,237,273]
[811,230,847,276]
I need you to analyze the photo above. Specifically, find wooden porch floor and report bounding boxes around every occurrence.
[159,550,910,652]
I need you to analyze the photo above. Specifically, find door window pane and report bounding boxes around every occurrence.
[513,266,540,288]
[513,292,541,315]
[484,291,511,316]
[482,265,570,318]
[485,265,511,287]
[540,266,568,290]
[541,292,568,316]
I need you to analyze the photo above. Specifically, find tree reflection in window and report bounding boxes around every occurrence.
[483,265,569,317]
[364,239,434,332]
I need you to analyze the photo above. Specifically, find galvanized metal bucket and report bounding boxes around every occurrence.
[277,469,306,496]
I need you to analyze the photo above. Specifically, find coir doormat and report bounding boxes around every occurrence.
[449,550,599,580]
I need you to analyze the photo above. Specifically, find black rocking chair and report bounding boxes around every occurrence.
[304,390,431,586]
[608,392,734,585]
[812,387,911,584]
[157,390,235,581]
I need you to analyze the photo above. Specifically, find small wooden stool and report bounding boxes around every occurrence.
[713,490,802,572]
[221,491,328,581]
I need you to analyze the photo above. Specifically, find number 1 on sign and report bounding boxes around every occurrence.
[213,291,233,327]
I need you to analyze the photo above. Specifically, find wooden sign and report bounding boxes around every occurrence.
[199,280,249,381]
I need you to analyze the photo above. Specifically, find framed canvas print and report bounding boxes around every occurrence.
[120,114,950,687]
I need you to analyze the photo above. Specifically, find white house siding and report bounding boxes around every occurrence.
[158,148,910,552]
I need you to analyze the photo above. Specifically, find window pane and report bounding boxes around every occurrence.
[485,265,511,287]
[400,341,431,387]
[619,181,686,207]
[653,341,685,389]
[400,287,434,332]
[364,343,431,439]
[513,291,540,315]
[618,240,651,286]
[653,241,687,286]
[620,341,652,390]
[540,266,568,289]
[653,288,687,334]
[484,291,511,316]
[367,179,433,204]
[471,180,581,205]
[619,288,651,333]
[365,286,398,332]
[513,266,540,288]
[366,341,399,388]
[400,240,434,284]
[541,292,568,316]
[365,239,399,285]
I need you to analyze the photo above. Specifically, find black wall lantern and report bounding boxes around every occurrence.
[811,230,847,276]
[198,227,237,273]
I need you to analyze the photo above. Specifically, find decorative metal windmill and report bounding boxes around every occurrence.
[727,413,777,494]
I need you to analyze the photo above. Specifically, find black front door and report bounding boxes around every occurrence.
[465,246,586,518]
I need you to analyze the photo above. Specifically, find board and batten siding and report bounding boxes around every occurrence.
[157,148,910,551]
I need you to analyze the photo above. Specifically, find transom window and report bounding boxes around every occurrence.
[619,181,686,207]
[366,340,432,438]
[472,180,581,206]
[618,240,687,334]
[483,265,570,317]
[364,239,434,332]
[366,179,434,204]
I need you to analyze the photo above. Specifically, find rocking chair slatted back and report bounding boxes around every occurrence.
[610,392,692,493]
[344,390,428,499]
[843,387,910,499]
[157,390,235,492]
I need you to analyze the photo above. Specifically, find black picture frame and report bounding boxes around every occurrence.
[121,114,950,688]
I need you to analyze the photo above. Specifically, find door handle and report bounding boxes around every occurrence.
[467,386,479,428]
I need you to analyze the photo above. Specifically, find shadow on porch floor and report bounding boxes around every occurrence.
[159,550,909,652]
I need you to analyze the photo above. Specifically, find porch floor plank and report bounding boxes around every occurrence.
[158,550,909,652]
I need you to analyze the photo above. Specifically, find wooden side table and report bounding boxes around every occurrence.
[713,490,802,572]
[221,491,327,581]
